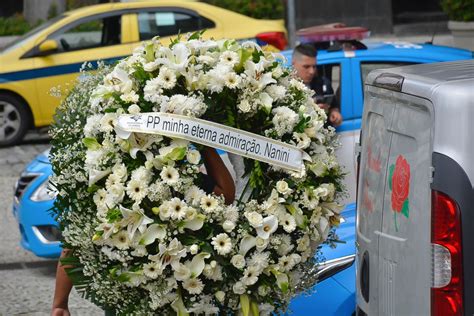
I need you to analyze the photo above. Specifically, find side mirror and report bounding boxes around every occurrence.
[38,39,58,55]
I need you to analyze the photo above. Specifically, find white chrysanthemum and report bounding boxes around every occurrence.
[143,77,166,104]
[280,213,297,233]
[241,266,260,286]
[223,205,239,222]
[224,72,241,89]
[248,251,270,271]
[231,254,246,269]
[126,179,148,201]
[144,262,162,279]
[211,233,232,255]
[297,234,310,252]
[169,198,188,221]
[105,173,122,188]
[185,185,206,206]
[276,234,294,256]
[182,278,204,295]
[219,50,239,67]
[200,195,218,213]
[112,231,130,250]
[160,166,179,185]
[272,106,299,137]
[131,166,152,183]
[265,84,286,101]
[84,114,102,137]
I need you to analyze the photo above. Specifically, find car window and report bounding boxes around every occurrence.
[317,63,341,108]
[138,11,215,40]
[360,62,415,86]
[52,15,121,52]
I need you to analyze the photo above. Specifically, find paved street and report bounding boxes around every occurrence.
[0,134,102,315]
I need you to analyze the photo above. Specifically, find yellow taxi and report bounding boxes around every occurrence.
[0,1,286,146]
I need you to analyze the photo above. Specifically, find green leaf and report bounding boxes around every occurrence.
[87,184,100,193]
[82,137,101,150]
[388,164,395,190]
[401,199,409,218]
[188,29,205,40]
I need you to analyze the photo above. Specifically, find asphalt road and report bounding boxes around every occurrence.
[0,133,102,315]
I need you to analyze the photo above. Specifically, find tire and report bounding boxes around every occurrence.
[0,94,31,147]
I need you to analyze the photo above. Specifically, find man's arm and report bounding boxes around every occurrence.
[52,249,73,316]
[201,147,235,204]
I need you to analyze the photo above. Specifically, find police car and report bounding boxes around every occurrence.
[13,26,472,314]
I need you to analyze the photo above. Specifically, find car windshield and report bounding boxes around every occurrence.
[1,15,66,54]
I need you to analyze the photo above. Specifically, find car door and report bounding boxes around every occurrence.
[129,7,220,46]
[317,58,356,206]
[32,11,135,125]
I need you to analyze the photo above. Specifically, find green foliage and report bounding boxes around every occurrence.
[441,0,474,21]
[48,2,59,20]
[0,14,32,36]
[202,0,284,19]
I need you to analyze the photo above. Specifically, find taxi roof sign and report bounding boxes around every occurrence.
[297,23,370,43]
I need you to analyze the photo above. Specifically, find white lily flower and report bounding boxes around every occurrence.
[183,214,205,231]
[88,168,111,186]
[185,252,211,278]
[140,224,166,245]
[119,205,154,240]
[239,235,256,256]
[255,215,278,240]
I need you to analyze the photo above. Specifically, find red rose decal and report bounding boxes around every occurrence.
[390,155,410,213]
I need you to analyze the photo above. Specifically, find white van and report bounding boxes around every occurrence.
[355,60,474,316]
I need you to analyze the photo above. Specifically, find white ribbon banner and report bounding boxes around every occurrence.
[116,113,304,172]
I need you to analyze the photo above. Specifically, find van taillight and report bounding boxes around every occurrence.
[256,32,287,50]
[431,191,463,316]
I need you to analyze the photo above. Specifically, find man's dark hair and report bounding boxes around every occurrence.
[293,43,317,58]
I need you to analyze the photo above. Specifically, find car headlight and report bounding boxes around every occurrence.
[30,178,58,202]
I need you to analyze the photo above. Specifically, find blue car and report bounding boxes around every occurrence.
[13,40,472,314]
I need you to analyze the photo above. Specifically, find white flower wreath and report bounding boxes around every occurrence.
[50,33,345,315]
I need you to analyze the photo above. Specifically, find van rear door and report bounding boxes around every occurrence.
[357,83,434,315]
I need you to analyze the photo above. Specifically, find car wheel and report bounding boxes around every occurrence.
[0,94,31,147]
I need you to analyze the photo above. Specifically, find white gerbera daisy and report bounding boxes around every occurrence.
[183,277,204,295]
[158,67,177,89]
[224,72,241,89]
[160,166,179,185]
[241,266,260,286]
[143,262,162,279]
[126,179,148,201]
[211,233,232,255]
[200,195,218,213]
[281,213,297,233]
[169,198,188,221]
[219,50,239,67]
[112,231,130,250]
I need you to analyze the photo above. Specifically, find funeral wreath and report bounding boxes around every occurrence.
[49,32,345,315]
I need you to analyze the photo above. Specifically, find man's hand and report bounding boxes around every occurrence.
[329,108,342,127]
[51,307,70,316]
[316,102,331,111]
